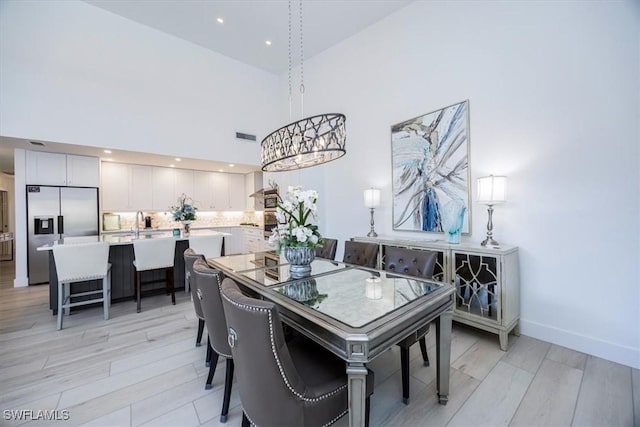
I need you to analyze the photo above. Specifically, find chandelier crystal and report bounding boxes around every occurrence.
[260,1,346,172]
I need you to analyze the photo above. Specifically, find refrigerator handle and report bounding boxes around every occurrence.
[58,215,64,235]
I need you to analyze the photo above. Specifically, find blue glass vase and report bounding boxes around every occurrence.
[441,200,466,244]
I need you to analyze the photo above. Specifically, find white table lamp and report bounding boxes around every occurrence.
[477,175,506,246]
[363,188,381,237]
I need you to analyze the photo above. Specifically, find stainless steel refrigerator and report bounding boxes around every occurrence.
[27,186,99,285]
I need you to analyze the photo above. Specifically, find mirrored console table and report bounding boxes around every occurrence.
[353,236,520,350]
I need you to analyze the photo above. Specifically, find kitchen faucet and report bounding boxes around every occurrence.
[134,211,144,238]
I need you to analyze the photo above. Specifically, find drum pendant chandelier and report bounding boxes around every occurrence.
[260,1,346,172]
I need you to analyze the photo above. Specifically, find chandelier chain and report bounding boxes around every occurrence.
[288,0,292,121]
[299,0,305,118]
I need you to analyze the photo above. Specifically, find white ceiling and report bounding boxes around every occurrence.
[83,0,413,74]
[0,0,413,175]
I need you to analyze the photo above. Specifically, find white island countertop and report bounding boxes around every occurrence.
[37,230,230,251]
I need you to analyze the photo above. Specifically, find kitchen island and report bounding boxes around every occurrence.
[38,230,229,314]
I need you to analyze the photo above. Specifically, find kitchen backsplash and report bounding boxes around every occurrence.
[109,211,263,232]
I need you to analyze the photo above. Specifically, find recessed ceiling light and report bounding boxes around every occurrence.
[218,169,224,172]
[175,158,181,162]
[228,164,235,168]
[265,40,272,46]
[104,158,113,162]
[217,17,224,24]
[169,164,175,168]
[103,149,112,154]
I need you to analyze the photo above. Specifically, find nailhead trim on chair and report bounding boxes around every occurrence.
[221,291,348,403]
[197,266,233,359]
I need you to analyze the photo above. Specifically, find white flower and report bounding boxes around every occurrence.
[269,185,323,251]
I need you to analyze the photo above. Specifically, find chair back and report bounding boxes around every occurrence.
[189,234,224,259]
[53,242,110,282]
[383,246,437,279]
[315,238,338,260]
[342,241,379,268]
[132,237,176,271]
[220,278,308,425]
[184,248,205,319]
[192,258,231,357]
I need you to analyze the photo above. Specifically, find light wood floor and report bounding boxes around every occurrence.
[0,259,638,427]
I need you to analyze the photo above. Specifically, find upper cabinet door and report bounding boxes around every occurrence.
[194,171,214,210]
[211,172,229,211]
[228,174,246,211]
[152,167,175,211]
[174,169,194,202]
[66,155,99,187]
[101,162,130,211]
[26,151,67,186]
[129,165,153,211]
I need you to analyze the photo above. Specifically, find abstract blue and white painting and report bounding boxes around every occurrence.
[391,100,471,234]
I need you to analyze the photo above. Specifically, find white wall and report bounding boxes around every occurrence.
[0,0,282,165]
[294,1,639,368]
[1,0,638,368]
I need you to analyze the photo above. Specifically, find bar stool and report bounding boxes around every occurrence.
[186,234,223,292]
[132,237,176,313]
[52,241,111,330]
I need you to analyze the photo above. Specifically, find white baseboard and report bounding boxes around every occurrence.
[13,276,28,287]
[520,319,640,369]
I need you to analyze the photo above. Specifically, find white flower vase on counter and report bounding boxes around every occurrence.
[182,220,191,237]
[284,246,315,278]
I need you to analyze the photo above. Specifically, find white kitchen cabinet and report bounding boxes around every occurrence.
[194,171,214,210]
[66,155,100,187]
[26,151,99,187]
[174,169,194,202]
[211,172,229,210]
[245,171,263,211]
[129,165,153,211]
[152,167,175,211]
[243,226,269,253]
[101,162,130,211]
[101,163,152,211]
[219,227,243,255]
[228,174,246,211]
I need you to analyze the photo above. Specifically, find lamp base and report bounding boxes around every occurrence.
[480,237,499,247]
[367,230,378,238]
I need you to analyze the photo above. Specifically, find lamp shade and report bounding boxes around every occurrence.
[477,175,506,204]
[363,188,381,208]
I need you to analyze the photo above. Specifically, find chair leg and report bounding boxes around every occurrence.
[205,339,220,390]
[365,396,371,427]
[57,281,64,330]
[241,412,250,427]
[103,271,111,321]
[401,346,410,404]
[64,282,70,315]
[419,336,430,367]
[206,335,212,367]
[136,271,142,313]
[196,318,205,347]
[220,358,234,423]
[168,267,176,305]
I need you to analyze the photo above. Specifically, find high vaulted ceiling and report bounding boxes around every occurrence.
[1,0,413,175]
[83,0,413,74]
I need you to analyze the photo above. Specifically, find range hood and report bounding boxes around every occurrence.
[249,186,279,199]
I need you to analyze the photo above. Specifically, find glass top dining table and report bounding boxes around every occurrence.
[207,251,455,427]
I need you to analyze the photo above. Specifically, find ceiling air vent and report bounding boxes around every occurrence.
[29,141,46,146]
[235,132,256,142]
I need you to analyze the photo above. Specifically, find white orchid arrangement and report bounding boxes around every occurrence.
[268,185,325,252]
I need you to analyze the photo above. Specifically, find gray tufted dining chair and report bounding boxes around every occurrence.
[383,245,438,404]
[192,258,234,423]
[342,241,379,268]
[220,277,375,427]
[315,238,338,260]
